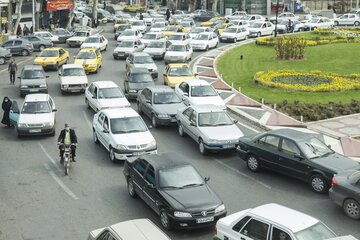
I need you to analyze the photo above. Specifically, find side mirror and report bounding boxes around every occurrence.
[204,177,210,182]
[92,95,96,99]
[52,109,57,112]
[103,129,109,133]
[46,76,49,78]
[294,153,304,160]
[327,144,332,149]
[145,99,151,104]
[184,92,189,96]
[163,73,166,76]
[147,183,155,189]
[190,121,196,126]
[58,72,61,76]
[233,119,238,123]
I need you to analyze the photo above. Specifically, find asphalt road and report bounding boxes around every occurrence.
[0,25,359,240]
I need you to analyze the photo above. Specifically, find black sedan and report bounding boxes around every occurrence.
[123,153,227,230]
[193,11,220,22]
[329,170,360,219]
[123,67,154,100]
[237,129,360,193]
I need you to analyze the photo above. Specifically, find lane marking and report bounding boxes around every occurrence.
[49,170,79,200]
[38,142,62,173]
[215,159,272,190]
[82,110,92,128]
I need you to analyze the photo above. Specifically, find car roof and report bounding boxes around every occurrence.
[146,85,174,93]
[190,104,224,113]
[101,107,139,118]
[267,128,315,141]
[62,64,83,69]
[23,65,43,70]
[184,79,209,86]
[142,152,190,169]
[92,81,119,88]
[24,93,50,102]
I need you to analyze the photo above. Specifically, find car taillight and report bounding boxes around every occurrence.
[331,178,337,187]
[26,43,33,49]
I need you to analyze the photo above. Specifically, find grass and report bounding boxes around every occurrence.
[217,41,360,104]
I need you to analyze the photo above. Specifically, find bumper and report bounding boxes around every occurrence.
[36,63,58,69]
[84,66,98,73]
[249,32,259,37]
[192,45,207,50]
[114,148,158,160]
[220,37,235,42]
[168,211,227,229]
[61,84,87,93]
[17,126,55,136]
[147,53,164,59]
[329,188,345,207]
[236,146,248,160]
[155,116,178,125]
[113,52,129,59]
[67,41,82,47]
[20,87,48,95]
[204,142,238,151]
[5,54,12,60]
[164,58,186,64]
[126,90,139,99]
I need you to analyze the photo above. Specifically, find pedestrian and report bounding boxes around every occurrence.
[287,19,292,32]
[171,9,175,15]
[139,12,144,20]
[103,0,106,9]
[166,9,171,21]
[30,26,33,34]
[1,96,12,127]
[8,58,17,85]
[23,24,30,36]
[16,25,22,36]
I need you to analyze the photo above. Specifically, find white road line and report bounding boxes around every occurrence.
[82,111,92,128]
[49,171,79,200]
[215,159,272,190]
[38,142,62,173]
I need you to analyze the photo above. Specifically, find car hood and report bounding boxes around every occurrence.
[134,63,157,70]
[112,131,155,145]
[60,76,88,85]
[74,59,97,65]
[114,47,136,53]
[153,102,185,114]
[19,112,54,124]
[97,98,130,108]
[128,82,154,90]
[200,125,243,140]
[34,57,58,63]
[165,51,187,57]
[166,76,197,85]
[160,184,222,211]
[312,153,360,173]
[68,36,86,41]
[190,96,225,107]
[21,78,46,85]
[144,48,165,54]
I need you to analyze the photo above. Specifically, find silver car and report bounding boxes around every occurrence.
[137,86,186,127]
[176,104,244,154]
[125,52,158,79]
[112,40,145,60]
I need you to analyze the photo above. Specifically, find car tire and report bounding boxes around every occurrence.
[205,45,209,51]
[178,123,185,137]
[0,57,5,65]
[199,139,207,155]
[104,44,107,51]
[127,178,137,198]
[151,114,158,128]
[50,129,56,136]
[39,45,45,51]
[109,146,116,162]
[233,37,236,43]
[137,102,143,114]
[61,90,65,95]
[355,21,360,26]
[343,199,360,219]
[93,130,99,144]
[247,154,260,172]
[160,209,171,230]
[335,21,339,26]
[21,49,29,56]
[257,32,261,38]
[309,174,328,193]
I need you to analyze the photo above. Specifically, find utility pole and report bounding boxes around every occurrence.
[8,0,13,33]
[13,0,23,34]
[92,0,98,27]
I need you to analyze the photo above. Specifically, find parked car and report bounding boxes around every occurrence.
[34,47,69,70]
[248,21,275,38]
[188,26,213,39]
[34,31,59,43]
[329,169,360,219]
[164,43,193,65]
[219,26,249,42]
[237,128,360,193]
[140,32,166,46]
[1,38,33,56]
[51,28,73,43]
[93,108,157,161]
[125,52,158,79]
[190,32,219,51]
[0,47,12,65]
[123,152,227,229]
[124,67,155,100]
[137,86,185,127]
[143,40,168,60]
[117,29,143,42]
[74,48,102,73]
[176,104,243,154]
[9,93,56,137]
[87,219,171,240]
[22,36,53,51]
[85,81,130,112]
[163,63,197,87]
[167,32,192,45]
[303,17,334,30]
[59,64,88,94]
[334,13,360,26]
[80,35,108,51]
[214,203,337,240]
[113,40,145,60]
[18,65,48,97]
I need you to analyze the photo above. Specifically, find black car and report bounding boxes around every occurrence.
[124,67,154,100]
[123,153,227,230]
[194,11,219,22]
[1,39,34,56]
[22,36,53,51]
[51,28,73,43]
[329,170,360,219]
[237,129,360,193]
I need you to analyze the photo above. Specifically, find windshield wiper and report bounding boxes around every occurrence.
[161,186,183,189]
[182,183,203,188]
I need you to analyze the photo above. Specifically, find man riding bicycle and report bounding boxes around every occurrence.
[58,123,78,164]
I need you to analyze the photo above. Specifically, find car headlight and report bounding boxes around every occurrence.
[207,139,220,144]
[43,122,54,127]
[215,204,225,214]
[116,144,127,150]
[174,211,192,218]
[148,140,156,148]
[62,84,69,88]
[129,90,137,93]
[20,85,28,88]
[89,64,97,67]
[40,84,47,88]
[18,123,27,128]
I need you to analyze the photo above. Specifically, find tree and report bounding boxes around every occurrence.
[13,0,23,34]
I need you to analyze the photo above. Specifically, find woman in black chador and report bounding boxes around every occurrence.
[1,96,12,127]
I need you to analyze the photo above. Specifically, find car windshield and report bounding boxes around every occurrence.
[118,41,134,47]
[310,18,320,23]
[129,73,153,82]
[194,34,209,40]
[168,34,183,40]
[190,28,205,33]
[159,165,204,188]
[98,87,124,99]
[143,34,156,39]
[74,32,87,37]
[154,92,182,104]
[250,22,263,28]
[169,67,192,76]
[224,28,237,33]
[298,137,333,159]
[39,50,58,57]
[191,85,217,97]
[84,37,99,43]
[22,69,44,79]
[134,56,154,63]
[168,45,186,51]
[110,116,147,134]
[132,21,143,26]
[62,68,85,76]
[147,41,165,48]
[122,30,135,36]
[294,222,336,240]
[153,22,165,27]
[21,101,51,114]
[181,22,191,27]
[77,51,96,59]
[198,112,233,126]
[116,19,128,24]
[164,26,176,31]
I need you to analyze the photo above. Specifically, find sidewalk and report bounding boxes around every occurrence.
[192,40,360,161]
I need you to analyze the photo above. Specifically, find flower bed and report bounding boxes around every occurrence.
[256,36,358,46]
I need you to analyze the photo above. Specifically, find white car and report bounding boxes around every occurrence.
[167,32,192,45]
[248,21,275,38]
[92,108,157,161]
[164,43,193,64]
[85,81,130,112]
[230,19,250,27]
[214,203,337,240]
[113,40,145,60]
[334,13,360,26]
[117,29,142,42]
[270,12,299,23]
[189,27,213,38]
[136,13,154,26]
[80,35,108,51]
[190,32,219,51]
[143,40,168,60]
[276,19,305,33]
[243,14,267,23]
[304,17,334,30]
[59,64,88,94]
[226,11,248,20]
[149,21,167,32]
[140,32,166,46]
[175,80,226,109]
[220,26,249,42]
[34,31,59,43]
[125,52,158,79]
[66,30,91,47]
[9,94,57,137]
[130,19,147,33]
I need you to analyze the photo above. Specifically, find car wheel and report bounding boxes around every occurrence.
[160,209,171,230]
[178,123,185,137]
[93,130,99,144]
[199,139,207,155]
[309,174,328,193]
[127,177,137,198]
[151,114,158,128]
[335,21,339,26]
[233,37,236,43]
[257,32,261,38]
[247,154,260,172]
[61,90,65,95]
[205,45,209,51]
[355,21,360,26]
[104,44,107,51]
[39,45,45,51]
[95,65,98,73]
[343,199,360,219]
[109,147,116,162]
[21,49,29,56]
[0,57,5,65]
[137,102,143,114]
[50,129,55,136]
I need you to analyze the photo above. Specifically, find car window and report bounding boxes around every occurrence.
[97,230,117,240]
[103,116,109,131]
[14,40,22,46]
[190,111,197,124]
[272,227,292,240]
[133,159,148,176]
[240,218,269,240]
[281,139,301,155]
[98,112,105,125]
[183,107,193,119]
[145,165,155,185]
[258,135,280,150]
[233,216,251,232]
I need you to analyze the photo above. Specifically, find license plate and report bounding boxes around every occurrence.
[133,151,145,156]
[118,53,124,56]
[70,89,80,92]
[223,144,235,149]
[29,129,41,133]
[29,89,38,92]
[196,216,214,224]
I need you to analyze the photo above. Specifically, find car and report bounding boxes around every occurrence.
[334,13,360,26]
[163,63,197,87]
[190,32,219,51]
[1,38,34,56]
[85,81,130,112]
[113,40,145,60]
[114,24,131,40]
[167,32,192,45]
[123,4,146,13]
[172,10,190,19]
[125,52,158,79]
[34,31,59,43]
[270,12,299,23]
[179,21,194,32]
[51,28,73,43]
[161,25,185,37]
[123,152,227,229]
[143,40,168,60]
[117,29,142,42]
[242,14,267,23]
[190,9,208,18]
[137,86,186,127]
[74,48,102,73]
[92,108,157,162]
[87,218,171,240]
[193,11,220,22]
[66,30,92,47]
[9,93,56,137]
[237,128,360,193]
[200,17,229,27]
[113,18,130,32]
[124,67,155,99]
[303,17,334,30]
[175,80,225,109]
[22,35,53,51]
[188,26,213,39]
[80,35,108,51]
[98,9,114,23]
[59,64,88,94]
[150,21,167,32]
[329,169,360,220]
[130,19,147,33]
[73,10,85,23]
[248,21,275,38]
[176,104,243,154]
[140,32,166,46]
[164,43,193,65]
[226,10,248,20]
[276,19,305,33]
[219,26,249,42]
[18,65,48,97]
[230,19,250,27]
[0,47,12,65]
[213,22,234,35]
[214,203,337,240]
[135,12,154,26]
[34,47,69,70]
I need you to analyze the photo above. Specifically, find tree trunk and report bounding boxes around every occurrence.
[92,0,98,26]
[13,0,23,34]
[189,0,195,11]
[211,0,218,11]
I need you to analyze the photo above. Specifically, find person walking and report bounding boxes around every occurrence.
[8,58,17,85]
[166,9,171,22]
[16,25,22,36]
[1,96,12,127]
[139,12,144,20]
[23,24,30,36]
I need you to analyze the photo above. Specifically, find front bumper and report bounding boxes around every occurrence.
[147,52,164,59]
[155,115,177,125]
[204,142,238,151]
[17,126,55,136]
[236,146,248,160]
[113,52,129,59]
[220,36,235,42]
[20,87,48,95]
[164,57,186,64]
[36,62,58,70]
[191,45,207,50]
[67,41,83,47]
[114,148,158,160]
[83,65,98,73]
[168,210,227,229]
[61,84,87,93]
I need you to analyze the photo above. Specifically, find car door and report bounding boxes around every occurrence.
[49,96,56,122]
[179,107,193,135]
[95,112,106,146]
[9,100,20,126]
[239,218,270,240]
[163,65,170,84]
[186,109,199,141]
[141,88,152,117]
[131,159,148,199]
[124,72,130,93]
[186,44,193,60]
[339,14,348,25]
[125,55,133,72]
[13,40,24,54]
[253,134,282,169]
[30,36,40,49]
[176,82,190,104]
[142,164,159,213]
[88,84,99,111]
[2,40,14,53]
[101,116,112,147]
[348,14,356,25]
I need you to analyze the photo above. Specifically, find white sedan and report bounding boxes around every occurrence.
[164,43,193,64]
[166,32,192,45]
[189,27,213,38]
[149,21,167,32]
[304,17,334,30]
[248,21,275,38]
[130,19,147,33]
[34,31,59,43]
[334,13,360,26]
[140,32,166,46]
[117,29,142,42]
[143,40,168,60]
[190,32,219,51]
[80,35,108,51]
[59,64,88,94]
[113,40,145,60]
[220,26,249,42]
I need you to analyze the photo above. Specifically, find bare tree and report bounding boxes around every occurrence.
[189,0,196,11]
[13,0,23,34]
